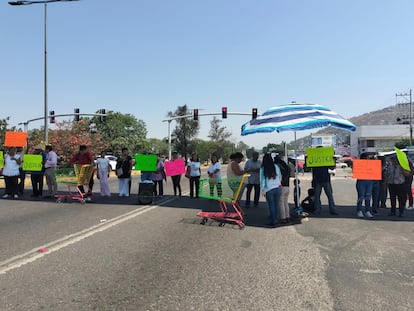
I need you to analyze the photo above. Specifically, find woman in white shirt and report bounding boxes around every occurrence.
[187,152,201,198]
[207,154,222,197]
[2,147,22,199]
[260,153,282,227]
[96,151,111,197]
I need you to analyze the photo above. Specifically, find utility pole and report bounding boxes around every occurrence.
[396,89,412,145]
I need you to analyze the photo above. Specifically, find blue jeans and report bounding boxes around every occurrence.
[314,181,336,212]
[356,180,373,212]
[371,180,380,210]
[265,187,282,224]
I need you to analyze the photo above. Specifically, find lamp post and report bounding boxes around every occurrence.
[8,0,79,144]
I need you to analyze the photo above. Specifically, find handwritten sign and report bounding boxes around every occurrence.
[22,154,43,172]
[134,154,157,171]
[305,147,335,167]
[0,152,3,169]
[164,158,186,176]
[352,159,382,180]
[4,131,28,147]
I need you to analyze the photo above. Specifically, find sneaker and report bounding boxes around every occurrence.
[357,211,364,218]
[85,197,92,202]
[365,211,374,218]
[406,206,413,211]
[13,194,19,199]
[2,194,9,199]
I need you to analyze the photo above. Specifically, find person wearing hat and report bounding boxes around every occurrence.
[30,144,47,198]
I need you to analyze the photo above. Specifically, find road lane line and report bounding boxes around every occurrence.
[0,195,179,275]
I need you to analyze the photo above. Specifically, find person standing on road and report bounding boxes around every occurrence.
[70,145,94,199]
[44,145,58,198]
[207,154,222,197]
[116,147,133,197]
[244,151,261,208]
[2,147,22,199]
[30,145,47,198]
[260,153,282,227]
[227,152,245,200]
[152,156,166,196]
[385,155,410,217]
[170,151,182,196]
[274,155,291,223]
[186,152,201,198]
[16,147,26,196]
[312,162,338,215]
[96,150,111,197]
[403,155,414,210]
[355,153,374,218]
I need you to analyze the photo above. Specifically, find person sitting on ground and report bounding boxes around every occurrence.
[301,188,316,214]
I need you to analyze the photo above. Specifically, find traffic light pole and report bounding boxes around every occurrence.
[162,111,255,160]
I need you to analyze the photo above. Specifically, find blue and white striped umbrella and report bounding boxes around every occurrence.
[241,103,356,136]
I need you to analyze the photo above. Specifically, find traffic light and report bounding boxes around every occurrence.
[252,108,258,119]
[193,109,199,120]
[100,109,106,122]
[222,107,227,119]
[74,108,80,121]
[50,110,55,123]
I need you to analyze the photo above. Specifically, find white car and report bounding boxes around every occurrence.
[94,155,117,171]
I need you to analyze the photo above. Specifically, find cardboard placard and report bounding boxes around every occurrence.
[0,151,3,169]
[352,159,382,180]
[4,131,28,147]
[22,154,43,172]
[134,154,157,171]
[164,158,186,176]
[305,147,335,167]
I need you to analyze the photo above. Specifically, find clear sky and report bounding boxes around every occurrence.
[2,0,414,149]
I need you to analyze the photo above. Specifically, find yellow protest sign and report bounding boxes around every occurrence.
[0,151,3,169]
[352,159,382,180]
[305,147,335,167]
[22,154,43,172]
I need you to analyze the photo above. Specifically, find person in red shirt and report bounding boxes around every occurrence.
[70,145,94,199]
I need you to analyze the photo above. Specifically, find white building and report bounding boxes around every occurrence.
[350,125,410,157]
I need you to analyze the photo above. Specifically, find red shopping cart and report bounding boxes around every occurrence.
[55,164,94,204]
[196,173,249,229]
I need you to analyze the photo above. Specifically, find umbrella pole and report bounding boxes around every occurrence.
[294,131,302,215]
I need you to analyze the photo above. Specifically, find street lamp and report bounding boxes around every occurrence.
[8,0,79,144]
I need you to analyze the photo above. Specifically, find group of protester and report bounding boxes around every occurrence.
[3,144,413,225]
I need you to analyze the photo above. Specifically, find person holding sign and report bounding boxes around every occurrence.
[312,166,338,215]
[170,151,182,196]
[151,156,166,196]
[2,147,22,199]
[355,153,374,218]
[385,155,411,217]
[30,145,47,198]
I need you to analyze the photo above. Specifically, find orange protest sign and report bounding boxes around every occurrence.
[352,159,382,180]
[4,131,28,147]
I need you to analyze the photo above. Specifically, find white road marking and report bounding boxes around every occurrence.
[0,195,179,275]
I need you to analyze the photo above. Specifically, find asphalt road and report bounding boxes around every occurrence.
[0,167,413,310]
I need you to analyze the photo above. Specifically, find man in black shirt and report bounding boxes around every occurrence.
[312,166,338,215]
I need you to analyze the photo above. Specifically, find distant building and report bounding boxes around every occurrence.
[311,134,336,147]
[350,125,410,157]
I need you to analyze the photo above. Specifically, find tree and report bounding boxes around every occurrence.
[90,111,147,155]
[167,105,199,159]
[146,138,169,157]
[208,117,232,142]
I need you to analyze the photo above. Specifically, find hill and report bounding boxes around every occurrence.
[290,104,406,151]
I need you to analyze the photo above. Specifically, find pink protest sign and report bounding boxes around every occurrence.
[164,158,186,176]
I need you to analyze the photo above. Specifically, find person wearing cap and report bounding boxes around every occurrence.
[30,145,47,198]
